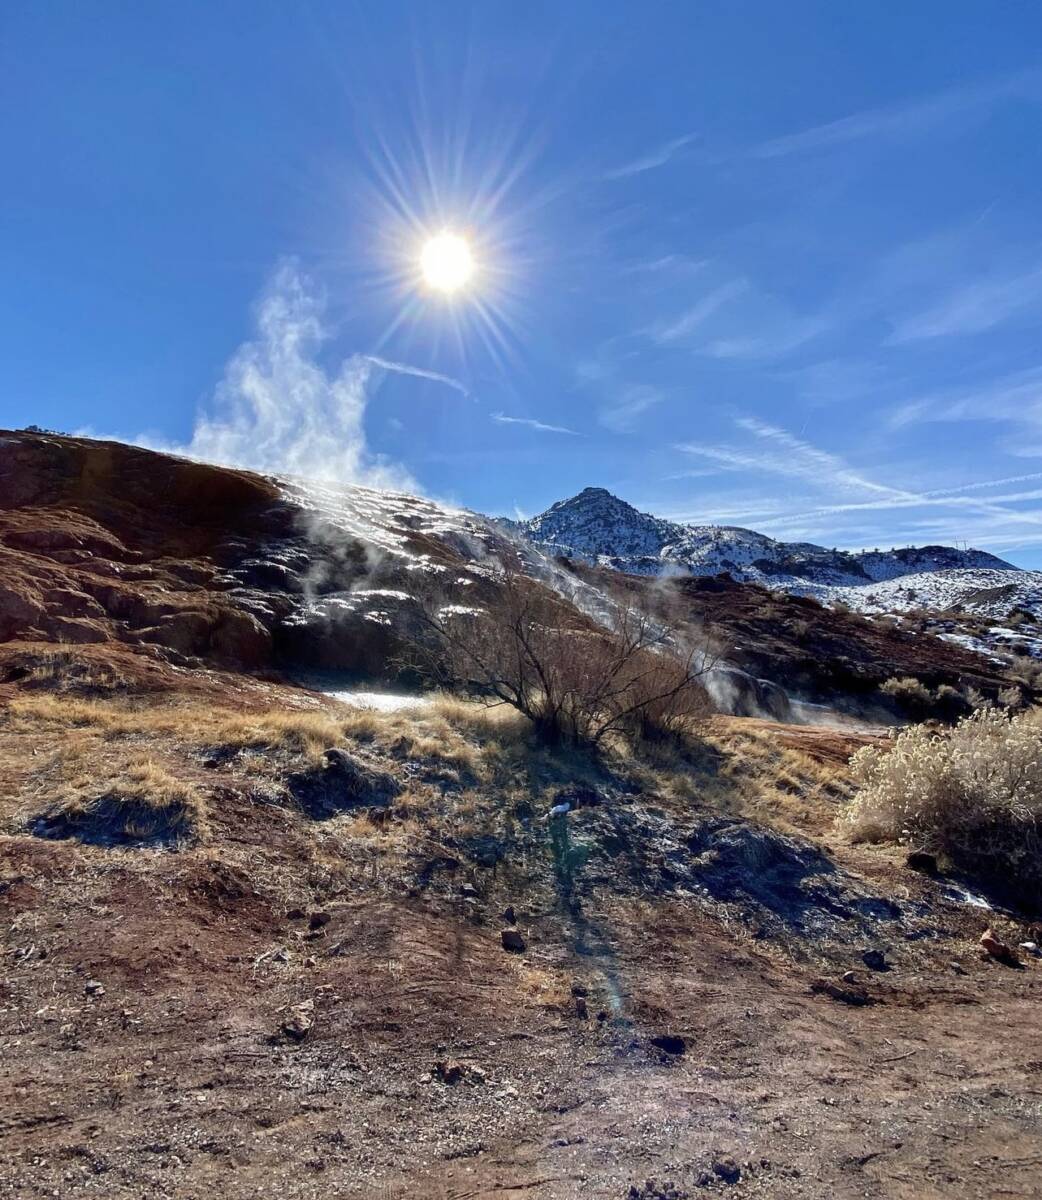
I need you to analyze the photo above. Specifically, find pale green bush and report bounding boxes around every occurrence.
[845,707,1042,906]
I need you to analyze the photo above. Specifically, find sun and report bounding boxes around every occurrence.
[420,232,475,294]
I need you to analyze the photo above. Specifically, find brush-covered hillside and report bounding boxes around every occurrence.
[3,430,1042,1200]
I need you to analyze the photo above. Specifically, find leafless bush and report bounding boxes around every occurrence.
[407,569,717,750]
[845,706,1042,907]
[878,675,971,723]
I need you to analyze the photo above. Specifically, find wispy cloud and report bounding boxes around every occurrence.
[886,264,1042,343]
[648,273,830,360]
[652,280,747,343]
[602,133,696,180]
[361,354,471,398]
[599,384,664,433]
[733,416,911,498]
[752,68,1039,159]
[491,412,582,435]
[886,366,1042,432]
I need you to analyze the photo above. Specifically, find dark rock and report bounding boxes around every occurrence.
[432,1059,464,1085]
[308,910,331,931]
[286,750,400,820]
[574,996,588,1019]
[862,948,889,972]
[650,1034,686,1056]
[628,1181,689,1200]
[500,928,526,953]
[906,850,938,875]
[712,1156,741,1185]
[502,905,516,925]
[84,979,105,997]
[551,784,603,810]
[810,977,872,1006]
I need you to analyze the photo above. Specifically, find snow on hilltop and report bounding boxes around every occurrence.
[797,567,1042,620]
[507,486,1015,589]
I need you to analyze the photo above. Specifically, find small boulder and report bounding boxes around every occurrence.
[501,928,526,953]
[84,979,105,997]
[502,905,516,925]
[810,977,871,1006]
[980,928,1021,967]
[712,1155,741,1185]
[282,999,314,1041]
[906,850,938,875]
[861,948,889,972]
[308,910,331,931]
[432,1059,464,1085]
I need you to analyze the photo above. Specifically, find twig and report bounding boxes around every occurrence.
[875,1048,918,1064]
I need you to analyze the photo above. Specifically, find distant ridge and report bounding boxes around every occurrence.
[506,486,1016,588]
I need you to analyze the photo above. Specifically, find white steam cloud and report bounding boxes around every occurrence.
[181,261,460,491]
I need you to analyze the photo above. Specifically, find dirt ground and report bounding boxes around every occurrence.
[3,685,1042,1200]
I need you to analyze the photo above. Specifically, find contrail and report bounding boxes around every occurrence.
[361,354,472,399]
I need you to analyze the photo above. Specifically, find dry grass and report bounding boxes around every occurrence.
[11,647,130,694]
[4,688,853,868]
[32,752,208,846]
[844,706,1042,906]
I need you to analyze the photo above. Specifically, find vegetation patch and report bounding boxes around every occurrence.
[846,706,1042,910]
[30,757,207,848]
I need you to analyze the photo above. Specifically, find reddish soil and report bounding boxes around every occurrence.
[570,564,1024,713]
[3,431,1042,1198]
[3,701,1042,1199]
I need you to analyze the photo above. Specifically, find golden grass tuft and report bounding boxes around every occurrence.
[34,754,208,846]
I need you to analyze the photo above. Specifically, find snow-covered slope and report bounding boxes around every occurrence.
[510,487,1014,587]
[798,567,1042,619]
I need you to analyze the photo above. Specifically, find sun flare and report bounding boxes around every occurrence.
[420,232,475,293]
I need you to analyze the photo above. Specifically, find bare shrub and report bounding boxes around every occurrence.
[407,569,716,750]
[844,707,1042,907]
[878,675,970,723]
[878,675,932,717]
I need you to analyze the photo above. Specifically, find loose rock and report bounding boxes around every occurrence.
[906,850,938,875]
[810,977,871,1006]
[432,1059,464,1085]
[712,1155,741,1184]
[980,928,1021,967]
[282,999,314,1041]
[500,928,526,953]
[862,948,889,971]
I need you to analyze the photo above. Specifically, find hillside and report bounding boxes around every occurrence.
[3,431,1042,1199]
[0,431,1029,722]
[510,486,1014,587]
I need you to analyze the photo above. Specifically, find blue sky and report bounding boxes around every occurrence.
[5,4,1042,563]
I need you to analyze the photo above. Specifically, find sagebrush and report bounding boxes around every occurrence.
[844,706,1042,907]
